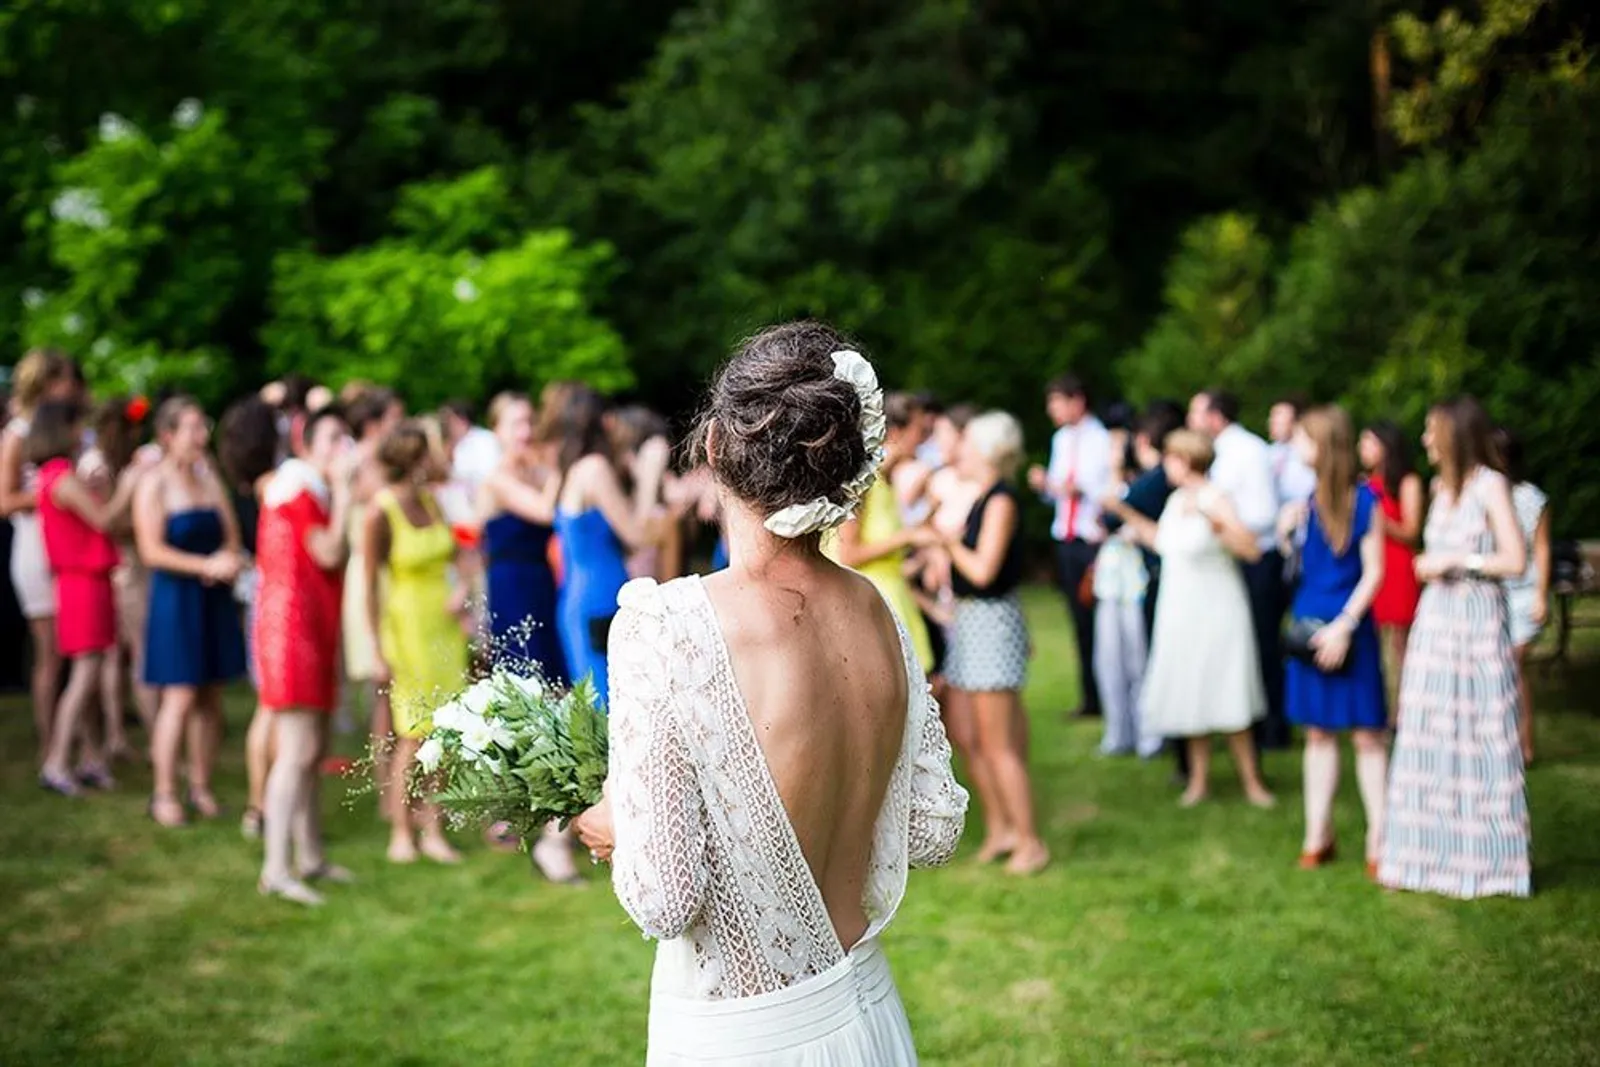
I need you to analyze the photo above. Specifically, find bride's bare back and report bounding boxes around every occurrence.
[702,560,909,950]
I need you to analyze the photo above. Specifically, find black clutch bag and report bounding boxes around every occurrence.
[588,614,616,655]
[1283,617,1350,673]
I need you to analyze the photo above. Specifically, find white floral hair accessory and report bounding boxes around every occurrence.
[764,350,887,538]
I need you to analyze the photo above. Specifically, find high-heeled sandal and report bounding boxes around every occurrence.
[259,877,325,908]
[77,764,117,791]
[299,863,356,885]
[187,788,223,820]
[240,808,264,840]
[1298,840,1337,870]
[40,770,82,798]
[148,794,188,828]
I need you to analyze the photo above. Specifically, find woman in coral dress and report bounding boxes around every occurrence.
[255,407,355,905]
[32,401,143,795]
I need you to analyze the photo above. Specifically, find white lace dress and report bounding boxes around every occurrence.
[607,576,969,1065]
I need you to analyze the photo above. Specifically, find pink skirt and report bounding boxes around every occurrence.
[57,571,116,657]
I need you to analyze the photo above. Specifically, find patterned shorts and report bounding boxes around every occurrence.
[944,594,1029,692]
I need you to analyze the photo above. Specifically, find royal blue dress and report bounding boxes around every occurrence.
[143,508,247,687]
[1285,485,1386,731]
[554,507,630,707]
[711,535,729,572]
[483,512,568,684]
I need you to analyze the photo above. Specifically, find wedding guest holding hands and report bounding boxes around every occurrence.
[1,348,78,763]
[1030,376,1111,719]
[1189,389,1288,749]
[136,397,247,827]
[31,401,146,794]
[1379,397,1529,899]
[1280,407,1388,875]
[1125,430,1275,808]
[929,411,1048,875]
[365,422,465,864]
[1359,421,1424,707]
[255,405,356,905]
[1492,428,1550,765]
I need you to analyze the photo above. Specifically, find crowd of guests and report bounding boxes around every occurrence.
[809,376,1546,899]
[2,341,1552,905]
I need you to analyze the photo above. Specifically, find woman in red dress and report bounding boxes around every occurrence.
[30,401,144,795]
[254,407,355,906]
[1359,421,1424,711]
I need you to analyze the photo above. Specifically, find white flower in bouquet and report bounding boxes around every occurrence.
[416,737,445,774]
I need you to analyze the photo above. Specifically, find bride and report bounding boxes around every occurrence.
[572,321,969,1065]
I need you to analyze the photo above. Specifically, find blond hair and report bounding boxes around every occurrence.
[1163,429,1215,475]
[12,348,73,412]
[488,391,529,431]
[964,411,1025,480]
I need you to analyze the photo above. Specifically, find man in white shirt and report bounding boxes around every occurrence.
[1189,389,1290,749]
[441,398,501,501]
[1028,376,1113,718]
[1267,395,1317,507]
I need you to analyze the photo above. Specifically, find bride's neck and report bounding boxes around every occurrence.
[721,498,827,579]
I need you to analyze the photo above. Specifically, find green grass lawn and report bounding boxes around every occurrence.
[3,587,1599,1065]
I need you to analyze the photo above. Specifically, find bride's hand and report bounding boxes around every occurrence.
[572,794,615,864]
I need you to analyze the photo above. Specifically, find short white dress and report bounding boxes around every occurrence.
[1505,481,1548,648]
[608,576,969,1066]
[6,417,56,620]
[1140,487,1265,737]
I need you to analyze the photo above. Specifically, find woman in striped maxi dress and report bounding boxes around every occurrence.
[1379,397,1530,899]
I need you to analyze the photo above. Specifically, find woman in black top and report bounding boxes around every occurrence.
[922,411,1048,876]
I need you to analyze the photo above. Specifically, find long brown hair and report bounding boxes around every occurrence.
[1430,395,1494,499]
[1301,405,1357,553]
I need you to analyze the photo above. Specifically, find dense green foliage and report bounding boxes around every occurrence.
[3,594,1600,1064]
[2,0,1596,525]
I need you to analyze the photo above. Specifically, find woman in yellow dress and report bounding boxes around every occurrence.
[826,394,934,672]
[363,421,467,865]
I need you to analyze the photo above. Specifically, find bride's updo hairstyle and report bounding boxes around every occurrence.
[692,321,869,526]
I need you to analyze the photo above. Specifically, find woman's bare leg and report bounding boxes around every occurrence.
[1228,728,1276,807]
[150,685,197,826]
[945,686,1011,860]
[1300,728,1339,853]
[28,617,61,764]
[98,650,130,760]
[260,711,324,904]
[370,685,394,821]
[972,689,1048,872]
[387,735,421,862]
[1352,729,1389,863]
[185,686,224,817]
[1181,736,1211,806]
[1514,643,1535,764]
[42,654,104,789]
[245,703,275,818]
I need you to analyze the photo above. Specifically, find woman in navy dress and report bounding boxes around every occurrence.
[1281,406,1388,875]
[544,385,668,706]
[478,393,567,682]
[135,397,247,828]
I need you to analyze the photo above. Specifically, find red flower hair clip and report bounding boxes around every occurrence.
[126,395,150,423]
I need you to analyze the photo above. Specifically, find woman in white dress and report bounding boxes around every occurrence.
[1,349,80,763]
[1120,430,1275,808]
[573,321,969,1066]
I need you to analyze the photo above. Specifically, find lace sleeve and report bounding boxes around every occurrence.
[607,586,709,939]
[907,680,969,869]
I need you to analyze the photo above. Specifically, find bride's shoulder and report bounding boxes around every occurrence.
[617,575,704,618]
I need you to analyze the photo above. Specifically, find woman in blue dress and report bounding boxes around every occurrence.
[545,385,669,706]
[477,393,567,683]
[135,397,247,828]
[1280,405,1388,876]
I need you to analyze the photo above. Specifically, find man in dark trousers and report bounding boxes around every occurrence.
[1029,375,1113,718]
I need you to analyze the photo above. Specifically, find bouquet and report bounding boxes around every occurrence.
[415,670,608,841]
